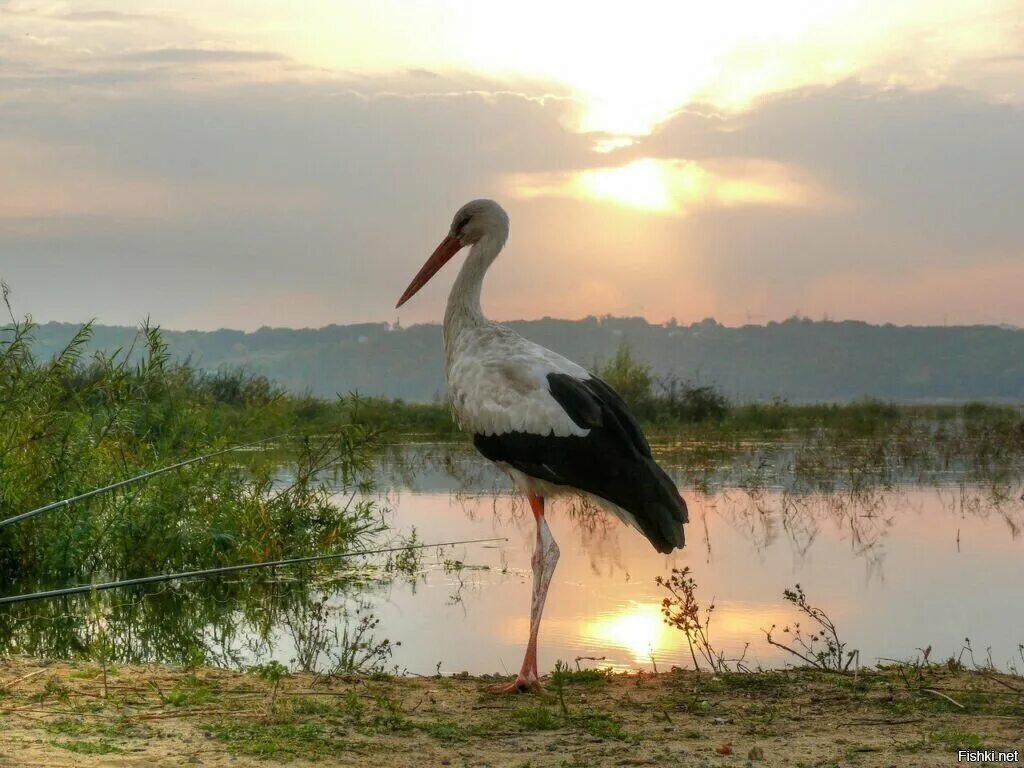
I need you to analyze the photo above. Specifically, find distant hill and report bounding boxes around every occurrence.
[22,317,1024,403]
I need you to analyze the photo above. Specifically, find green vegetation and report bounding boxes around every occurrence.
[340,395,462,438]
[512,704,561,731]
[165,676,218,707]
[929,727,984,750]
[305,344,1024,501]
[550,663,610,686]
[202,721,349,761]
[0,297,408,670]
[595,344,729,424]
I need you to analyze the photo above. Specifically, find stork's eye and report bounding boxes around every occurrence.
[453,214,471,235]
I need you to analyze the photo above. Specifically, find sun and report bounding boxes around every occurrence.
[575,160,677,212]
[509,157,826,215]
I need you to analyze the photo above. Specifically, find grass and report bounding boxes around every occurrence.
[412,719,475,742]
[508,702,630,741]
[289,696,337,717]
[165,677,217,707]
[550,665,610,686]
[569,710,630,740]
[202,721,352,761]
[929,727,984,750]
[512,705,561,731]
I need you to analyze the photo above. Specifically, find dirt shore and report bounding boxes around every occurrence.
[0,658,1021,767]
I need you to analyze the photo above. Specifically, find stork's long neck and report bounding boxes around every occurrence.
[443,233,504,359]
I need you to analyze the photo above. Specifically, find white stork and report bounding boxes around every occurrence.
[396,199,688,693]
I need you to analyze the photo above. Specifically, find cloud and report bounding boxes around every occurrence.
[0,138,169,220]
[637,81,1024,256]
[118,48,286,64]
[58,10,169,25]
[0,60,1020,330]
[0,69,595,329]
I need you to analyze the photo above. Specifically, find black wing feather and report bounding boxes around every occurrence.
[473,373,687,553]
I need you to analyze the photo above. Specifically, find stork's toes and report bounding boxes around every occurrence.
[488,675,546,694]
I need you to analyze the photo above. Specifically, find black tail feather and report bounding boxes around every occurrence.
[630,457,687,554]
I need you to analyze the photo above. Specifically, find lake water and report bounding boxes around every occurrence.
[346,442,1024,676]
[2,439,1021,677]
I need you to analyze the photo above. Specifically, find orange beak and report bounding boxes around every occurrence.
[395,235,465,308]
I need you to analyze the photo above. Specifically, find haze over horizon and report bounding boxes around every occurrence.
[2,1,1022,331]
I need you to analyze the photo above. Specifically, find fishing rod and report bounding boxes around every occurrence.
[0,536,506,607]
[0,433,290,531]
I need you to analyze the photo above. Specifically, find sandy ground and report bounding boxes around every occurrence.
[0,658,1021,767]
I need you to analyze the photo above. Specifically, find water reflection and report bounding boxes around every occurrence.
[581,603,668,667]
[371,481,1022,674]
[371,443,1023,674]
[0,441,1021,676]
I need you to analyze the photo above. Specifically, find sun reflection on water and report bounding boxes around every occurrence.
[581,602,673,665]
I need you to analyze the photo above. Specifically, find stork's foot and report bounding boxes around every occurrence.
[488,673,545,694]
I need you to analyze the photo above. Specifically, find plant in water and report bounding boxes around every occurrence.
[764,584,858,672]
[658,567,748,672]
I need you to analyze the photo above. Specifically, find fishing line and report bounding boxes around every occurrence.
[0,433,291,531]
[0,536,506,606]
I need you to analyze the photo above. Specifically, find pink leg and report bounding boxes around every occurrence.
[490,493,560,694]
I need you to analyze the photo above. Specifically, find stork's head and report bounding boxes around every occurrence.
[448,198,509,246]
[396,199,508,308]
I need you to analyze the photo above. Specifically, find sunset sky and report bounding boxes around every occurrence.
[1,1,1022,329]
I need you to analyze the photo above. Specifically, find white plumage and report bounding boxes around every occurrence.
[445,322,591,438]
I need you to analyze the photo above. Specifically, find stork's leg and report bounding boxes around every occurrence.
[490,492,560,694]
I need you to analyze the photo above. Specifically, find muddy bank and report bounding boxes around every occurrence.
[0,658,1021,767]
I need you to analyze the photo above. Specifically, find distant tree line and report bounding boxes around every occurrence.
[18,315,1024,403]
